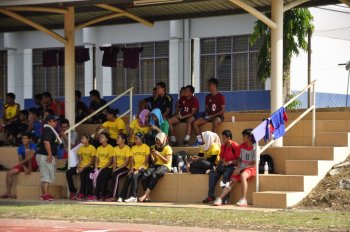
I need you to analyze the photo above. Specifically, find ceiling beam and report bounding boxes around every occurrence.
[339,0,350,7]
[227,0,277,29]
[76,12,124,30]
[0,8,67,44]
[284,0,310,12]
[4,6,67,14]
[95,3,154,27]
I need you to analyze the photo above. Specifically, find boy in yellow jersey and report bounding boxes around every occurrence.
[121,132,150,203]
[75,134,96,201]
[96,108,126,147]
[105,133,131,202]
[93,132,114,201]
[1,93,20,143]
[128,109,151,145]
[188,131,221,174]
[139,132,172,202]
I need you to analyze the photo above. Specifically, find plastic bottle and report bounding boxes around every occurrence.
[264,162,269,175]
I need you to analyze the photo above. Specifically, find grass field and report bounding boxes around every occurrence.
[0,202,349,231]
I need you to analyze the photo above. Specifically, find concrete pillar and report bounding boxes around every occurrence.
[169,20,184,94]
[7,49,24,107]
[23,49,33,101]
[192,38,201,93]
[84,44,95,96]
[271,0,284,147]
[183,19,191,86]
[95,43,112,96]
[64,6,76,125]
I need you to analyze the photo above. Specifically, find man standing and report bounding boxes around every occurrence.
[36,115,62,201]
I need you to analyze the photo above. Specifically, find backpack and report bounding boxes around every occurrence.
[172,150,189,172]
[259,154,274,174]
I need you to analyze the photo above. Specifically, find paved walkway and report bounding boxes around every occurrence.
[0,219,257,232]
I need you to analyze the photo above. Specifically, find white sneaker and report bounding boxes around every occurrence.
[117,197,123,202]
[219,181,225,187]
[213,197,222,206]
[124,197,137,203]
[236,198,248,207]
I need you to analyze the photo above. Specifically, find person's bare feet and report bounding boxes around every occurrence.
[138,195,147,202]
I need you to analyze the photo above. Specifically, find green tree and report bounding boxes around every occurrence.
[250,8,314,102]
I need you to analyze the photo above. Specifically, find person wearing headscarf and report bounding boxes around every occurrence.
[120,132,150,203]
[144,108,169,146]
[128,109,151,146]
[188,131,221,174]
[139,132,172,202]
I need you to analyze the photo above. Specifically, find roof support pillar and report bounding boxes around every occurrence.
[64,6,75,126]
[271,0,283,147]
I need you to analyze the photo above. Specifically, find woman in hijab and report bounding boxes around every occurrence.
[144,108,169,146]
[188,131,221,174]
[139,131,172,202]
[128,109,150,146]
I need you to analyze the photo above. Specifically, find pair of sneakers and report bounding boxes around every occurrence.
[213,197,248,207]
[124,196,137,203]
[40,193,54,201]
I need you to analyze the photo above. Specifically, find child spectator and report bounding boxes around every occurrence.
[202,130,239,204]
[138,87,158,112]
[36,115,61,201]
[128,109,150,146]
[139,132,172,202]
[188,131,221,174]
[168,85,199,146]
[96,108,126,147]
[41,92,64,118]
[192,78,226,146]
[0,133,38,199]
[75,90,88,122]
[28,107,42,142]
[179,86,186,99]
[67,134,96,201]
[59,119,79,159]
[106,133,131,202]
[2,92,20,128]
[145,108,169,146]
[88,90,107,124]
[6,110,29,145]
[93,132,114,201]
[121,132,150,203]
[154,82,173,119]
[213,128,256,207]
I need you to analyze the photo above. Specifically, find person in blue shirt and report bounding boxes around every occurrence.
[28,107,42,142]
[0,132,38,199]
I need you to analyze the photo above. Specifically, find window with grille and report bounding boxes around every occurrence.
[112,41,169,95]
[32,48,85,98]
[200,35,264,92]
[0,50,7,99]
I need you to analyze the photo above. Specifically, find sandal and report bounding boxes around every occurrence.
[144,199,151,202]
[0,194,10,199]
[104,197,116,202]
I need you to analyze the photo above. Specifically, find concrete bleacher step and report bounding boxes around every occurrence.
[259,174,317,192]
[285,160,334,175]
[16,185,62,200]
[253,191,306,208]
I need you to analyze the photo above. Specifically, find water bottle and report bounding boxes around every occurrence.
[264,162,269,175]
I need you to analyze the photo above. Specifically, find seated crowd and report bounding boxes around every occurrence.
[0,78,256,207]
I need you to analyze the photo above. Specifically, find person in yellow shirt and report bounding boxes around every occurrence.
[105,133,131,202]
[73,134,96,201]
[121,132,150,203]
[188,131,221,174]
[128,109,151,145]
[93,132,114,201]
[96,108,126,147]
[139,132,172,202]
[1,93,20,141]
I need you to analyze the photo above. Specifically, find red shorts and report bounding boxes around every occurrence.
[231,167,256,182]
[13,158,39,172]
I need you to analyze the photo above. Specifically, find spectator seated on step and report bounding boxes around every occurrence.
[187,131,221,174]
[41,91,64,119]
[75,90,88,123]
[59,118,79,159]
[168,85,199,147]
[0,132,38,199]
[6,110,29,146]
[128,109,151,147]
[87,89,107,124]
[138,87,158,113]
[191,78,226,146]
[144,108,169,147]
[28,107,42,143]
[213,128,256,207]
[1,92,20,141]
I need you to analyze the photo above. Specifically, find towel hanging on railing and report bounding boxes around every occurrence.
[252,119,270,143]
[270,107,288,140]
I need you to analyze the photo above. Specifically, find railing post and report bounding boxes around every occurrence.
[67,130,71,199]
[312,83,316,146]
[129,88,133,125]
[255,144,260,192]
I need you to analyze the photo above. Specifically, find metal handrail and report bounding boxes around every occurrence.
[255,80,316,192]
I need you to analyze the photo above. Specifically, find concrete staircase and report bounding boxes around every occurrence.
[0,110,349,208]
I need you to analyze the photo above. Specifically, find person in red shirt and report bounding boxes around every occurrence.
[192,78,226,146]
[168,85,199,146]
[41,92,64,118]
[202,130,239,204]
